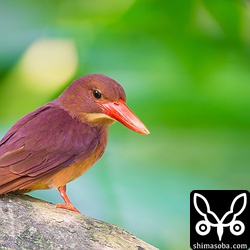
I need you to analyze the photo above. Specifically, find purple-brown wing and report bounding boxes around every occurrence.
[0,103,100,194]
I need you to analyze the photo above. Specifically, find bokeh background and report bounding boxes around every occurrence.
[1,1,250,249]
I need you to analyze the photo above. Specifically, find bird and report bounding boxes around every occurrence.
[0,74,150,213]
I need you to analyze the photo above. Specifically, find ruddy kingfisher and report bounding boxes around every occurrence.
[0,74,150,212]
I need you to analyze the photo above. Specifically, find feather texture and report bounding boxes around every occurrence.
[0,102,102,194]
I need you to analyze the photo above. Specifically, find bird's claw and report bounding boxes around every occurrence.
[56,203,81,213]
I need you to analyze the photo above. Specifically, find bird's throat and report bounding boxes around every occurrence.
[82,113,116,126]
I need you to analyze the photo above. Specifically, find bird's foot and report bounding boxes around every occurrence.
[57,185,81,213]
[56,203,81,213]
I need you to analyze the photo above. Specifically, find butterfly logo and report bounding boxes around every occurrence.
[193,192,247,241]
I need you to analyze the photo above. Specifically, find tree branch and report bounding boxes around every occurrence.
[0,193,158,250]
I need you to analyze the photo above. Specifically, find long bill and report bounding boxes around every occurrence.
[99,99,150,135]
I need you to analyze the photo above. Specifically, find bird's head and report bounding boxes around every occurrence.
[57,74,150,135]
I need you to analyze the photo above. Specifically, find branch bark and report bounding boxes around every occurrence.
[0,193,158,250]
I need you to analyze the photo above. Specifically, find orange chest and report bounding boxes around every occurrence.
[44,148,103,189]
[26,133,108,191]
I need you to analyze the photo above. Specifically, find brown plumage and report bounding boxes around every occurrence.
[0,74,149,212]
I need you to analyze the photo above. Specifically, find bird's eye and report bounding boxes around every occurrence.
[93,90,102,99]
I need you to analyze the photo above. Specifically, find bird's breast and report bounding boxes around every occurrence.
[26,127,108,191]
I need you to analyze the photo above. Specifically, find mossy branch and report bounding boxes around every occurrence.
[0,193,158,250]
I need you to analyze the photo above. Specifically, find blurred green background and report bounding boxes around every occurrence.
[0,0,250,249]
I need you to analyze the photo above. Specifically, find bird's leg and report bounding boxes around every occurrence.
[56,185,81,213]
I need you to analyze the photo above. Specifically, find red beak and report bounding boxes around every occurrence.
[99,99,150,135]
